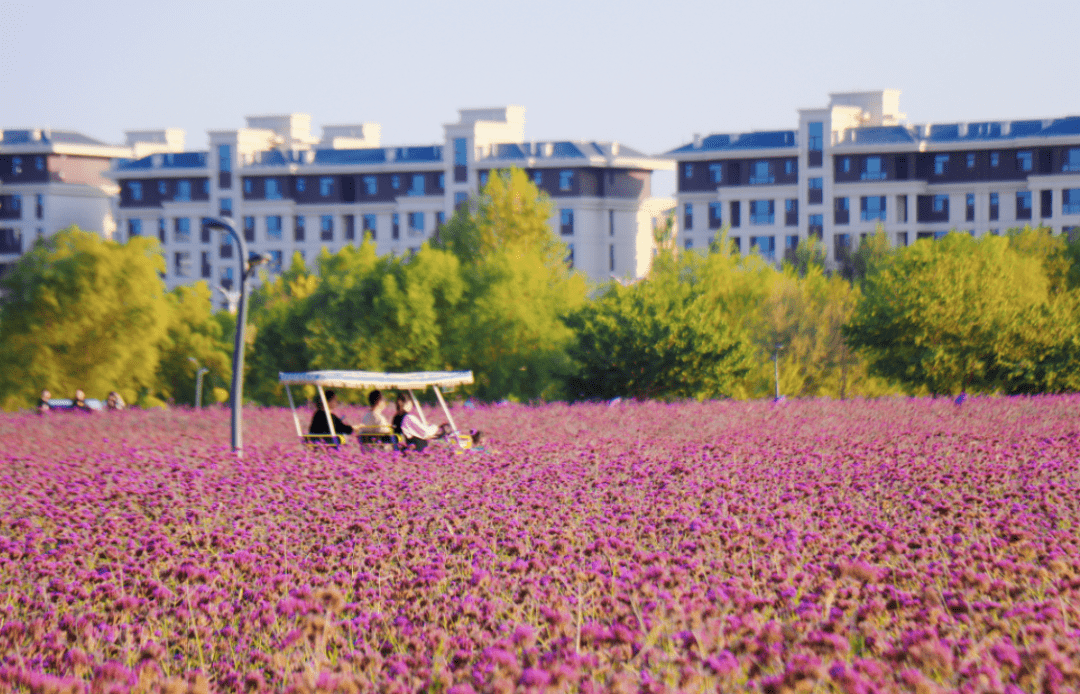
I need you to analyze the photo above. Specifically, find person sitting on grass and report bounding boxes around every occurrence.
[308,390,353,442]
[73,389,93,414]
[37,389,51,414]
[393,391,448,452]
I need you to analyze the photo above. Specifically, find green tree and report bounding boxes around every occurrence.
[0,227,170,409]
[845,232,1050,395]
[155,282,233,406]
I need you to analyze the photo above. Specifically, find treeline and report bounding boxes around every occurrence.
[2,168,1080,410]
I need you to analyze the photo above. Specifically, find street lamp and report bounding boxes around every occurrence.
[188,357,210,409]
[201,217,266,456]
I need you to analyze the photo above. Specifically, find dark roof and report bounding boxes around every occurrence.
[552,142,585,158]
[847,126,916,145]
[115,151,207,170]
[314,148,387,165]
[395,146,442,162]
[667,130,796,154]
[2,129,111,146]
[1039,117,1080,136]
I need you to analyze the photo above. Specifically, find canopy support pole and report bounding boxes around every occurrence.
[285,384,302,437]
[409,389,428,426]
[433,386,461,446]
[317,385,337,440]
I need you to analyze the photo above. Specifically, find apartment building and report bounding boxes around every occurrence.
[669,90,1080,264]
[0,129,131,280]
[109,107,673,299]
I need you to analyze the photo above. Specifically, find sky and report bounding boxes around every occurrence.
[3,0,1079,198]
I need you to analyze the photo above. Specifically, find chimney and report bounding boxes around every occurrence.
[693,133,702,148]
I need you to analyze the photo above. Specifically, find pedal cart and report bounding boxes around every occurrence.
[278,370,475,451]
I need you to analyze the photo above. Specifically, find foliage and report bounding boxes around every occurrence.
[155,282,233,406]
[0,227,170,409]
[845,231,1054,395]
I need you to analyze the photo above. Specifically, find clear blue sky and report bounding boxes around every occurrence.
[3,0,1078,197]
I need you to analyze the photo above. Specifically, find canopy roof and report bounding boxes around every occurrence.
[278,370,474,390]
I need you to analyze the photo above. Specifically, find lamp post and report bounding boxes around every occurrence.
[188,357,209,409]
[201,217,266,456]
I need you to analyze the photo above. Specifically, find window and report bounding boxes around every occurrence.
[839,158,851,174]
[478,171,488,188]
[200,220,211,243]
[454,191,467,207]
[266,179,282,200]
[609,244,615,272]
[244,216,255,242]
[834,197,850,225]
[750,161,774,185]
[784,160,795,176]
[1064,189,1080,215]
[989,193,999,221]
[390,175,400,190]
[438,173,445,190]
[684,238,693,251]
[158,181,168,196]
[834,234,851,261]
[35,156,43,171]
[175,180,192,201]
[174,217,191,243]
[294,215,305,242]
[436,211,445,228]
[750,199,775,225]
[173,252,191,277]
[560,170,573,191]
[267,215,282,241]
[221,266,234,290]
[220,237,233,259]
[158,218,166,243]
[934,154,949,176]
[363,214,376,240]
[966,153,976,169]
[566,243,574,269]
[11,157,21,175]
[1017,191,1032,220]
[730,201,741,227]
[683,203,693,230]
[684,163,693,179]
[201,251,211,278]
[933,194,948,213]
[1065,149,1080,172]
[344,214,355,241]
[532,171,543,187]
[296,177,306,193]
[709,163,722,184]
[243,179,252,194]
[410,174,425,196]
[218,145,231,172]
[362,176,377,196]
[454,137,467,166]
[1041,190,1053,218]
[1017,151,1033,173]
[392,213,400,240]
[784,198,798,226]
[751,236,775,259]
[320,215,333,241]
[128,219,142,238]
[129,181,143,201]
[991,151,1000,168]
[861,156,885,181]
[808,122,823,150]
[785,235,799,253]
[966,194,975,222]
[560,209,574,235]
[808,214,823,238]
[220,197,232,217]
[408,212,425,234]
[319,177,333,197]
[897,195,908,223]
[267,250,283,274]
[708,201,723,229]
[808,177,823,204]
[609,209,615,237]
[860,196,886,222]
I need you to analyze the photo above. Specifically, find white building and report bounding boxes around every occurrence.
[109,107,674,300]
[669,90,1080,264]
[0,129,130,280]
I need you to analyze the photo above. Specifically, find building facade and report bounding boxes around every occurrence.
[669,90,1080,264]
[0,129,131,280]
[109,107,673,299]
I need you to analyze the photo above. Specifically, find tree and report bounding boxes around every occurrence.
[155,282,232,406]
[0,227,170,409]
[844,232,1051,395]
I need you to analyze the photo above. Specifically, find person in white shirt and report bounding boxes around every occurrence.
[360,390,388,427]
[392,391,448,452]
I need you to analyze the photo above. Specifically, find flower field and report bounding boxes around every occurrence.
[1,397,1079,694]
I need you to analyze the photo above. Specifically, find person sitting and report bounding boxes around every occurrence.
[308,389,353,444]
[358,390,394,447]
[393,391,448,452]
[37,389,51,414]
[73,389,93,413]
[106,391,126,411]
